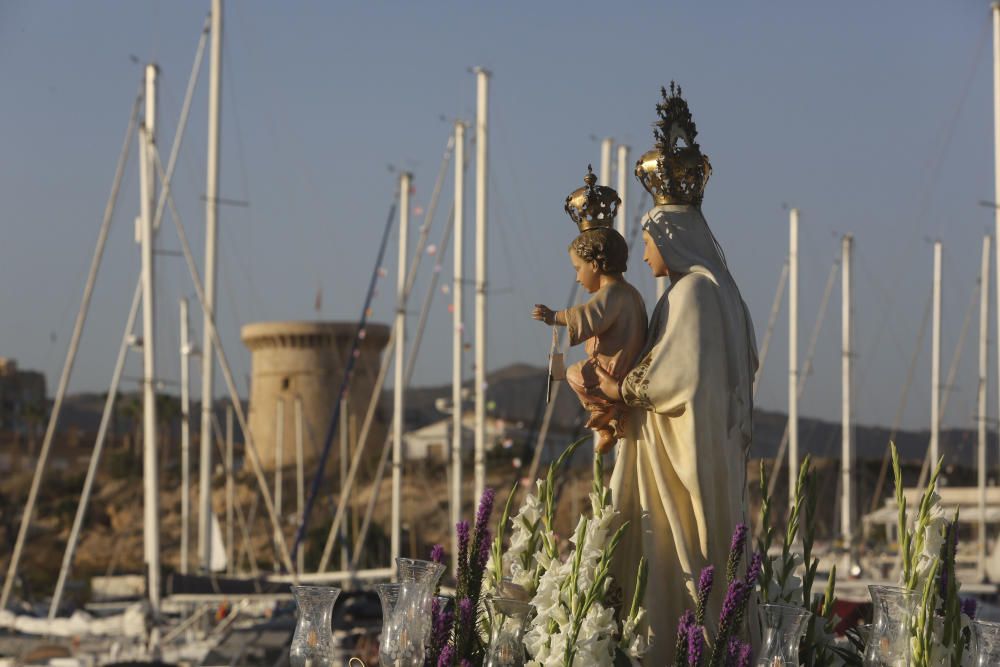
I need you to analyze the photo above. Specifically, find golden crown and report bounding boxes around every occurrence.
[635,82,712,206]
[564,164,621,232]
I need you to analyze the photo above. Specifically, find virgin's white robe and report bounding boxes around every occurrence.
[611,270,750,665]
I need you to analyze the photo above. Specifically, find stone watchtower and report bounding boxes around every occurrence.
[240,321,391,471]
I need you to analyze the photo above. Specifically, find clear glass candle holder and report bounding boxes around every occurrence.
[863,585,918,667]
[973,619,1000,667]
[756,603,812,667]
[289,585,341,667]
[484,596,534,667]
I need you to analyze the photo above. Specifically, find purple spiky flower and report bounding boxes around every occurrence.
[674,609,694,665]
[695,566,714,625]
[744,551,763,588]
[961,597,978,620]
[734,559,761,632]
[430,543,445,564]
[458,596,473,628]
[727,636,753,667]
[474,487,496,540]
[427,597,453,666]
[437,644,455,667]
[726,523,748,582]
[456,520,470,566]
[719,580,746,629]
[687,623,705,666]
[729,523,748,554]
[465,488,495,607]
[450,596,476,661]
[708,579,748,666]
[476,529,492,570]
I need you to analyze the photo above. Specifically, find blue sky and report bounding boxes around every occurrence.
[0,1,995,432]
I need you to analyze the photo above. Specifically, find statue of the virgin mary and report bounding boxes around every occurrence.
[596,84,759,664]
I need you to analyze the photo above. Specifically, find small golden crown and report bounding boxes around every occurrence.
[564,164,621,232]
[635,82,712,206]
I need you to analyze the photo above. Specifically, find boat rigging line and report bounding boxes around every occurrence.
[0,83,142,612]
[153,146,298,576]
[314,133,458,574]
[289,196,399,570]
[754,260,789,400]
[869,293,933,513]
[350,199,463,572]
[767,253,841,500]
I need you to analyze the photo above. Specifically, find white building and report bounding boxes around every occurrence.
[402,412,526,461]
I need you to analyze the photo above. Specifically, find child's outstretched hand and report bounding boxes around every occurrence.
[532,304,556,325]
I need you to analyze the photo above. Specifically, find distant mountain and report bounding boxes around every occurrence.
[51,364,988,468]
[405,364,990,468]
[402,363,585,435]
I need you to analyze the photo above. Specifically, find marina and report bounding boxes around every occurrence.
[4,2,1000,665]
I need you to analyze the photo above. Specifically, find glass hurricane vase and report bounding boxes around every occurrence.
[386,558,446,667]
[393,581,434,666]
[863,585,918,667]
[376,583,401,667]
[973,619,1000,667]
[756,603,812,667]
[289,585,341,667]
[484,596,533,667]
[395,557,447,588]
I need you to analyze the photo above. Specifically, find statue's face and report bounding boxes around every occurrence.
[642,231,669,278]
[569,249,601,293]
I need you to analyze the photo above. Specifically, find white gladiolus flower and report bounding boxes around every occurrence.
[523,493,624,666]
[922,514,948,559]
[500,488,546,597]
[496,452,648,667]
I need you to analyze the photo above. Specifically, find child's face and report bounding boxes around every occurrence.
[569,249,601,293]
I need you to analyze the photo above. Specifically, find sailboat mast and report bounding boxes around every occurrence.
[180,298,191,575]
[993,2,1000,501]
[139,62,161,616]
[979,234,991,581]
[274,399,284,568]
[392,171,412,564]
[474,67,490,505]
[616,144,629,239]
[597,138,612,453]
[840,234,854,548]
[599,137,613,188]
[294,398,305,575]
[199,0,223,573]
[226,405,234,574]
[788,208,799,506]
[931,241,942,466]
[452,120,465,578]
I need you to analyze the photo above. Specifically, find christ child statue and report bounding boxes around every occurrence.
[533,225,647,454]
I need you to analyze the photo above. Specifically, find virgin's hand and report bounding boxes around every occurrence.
[532,304,555,325]
[593,364,622,403]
